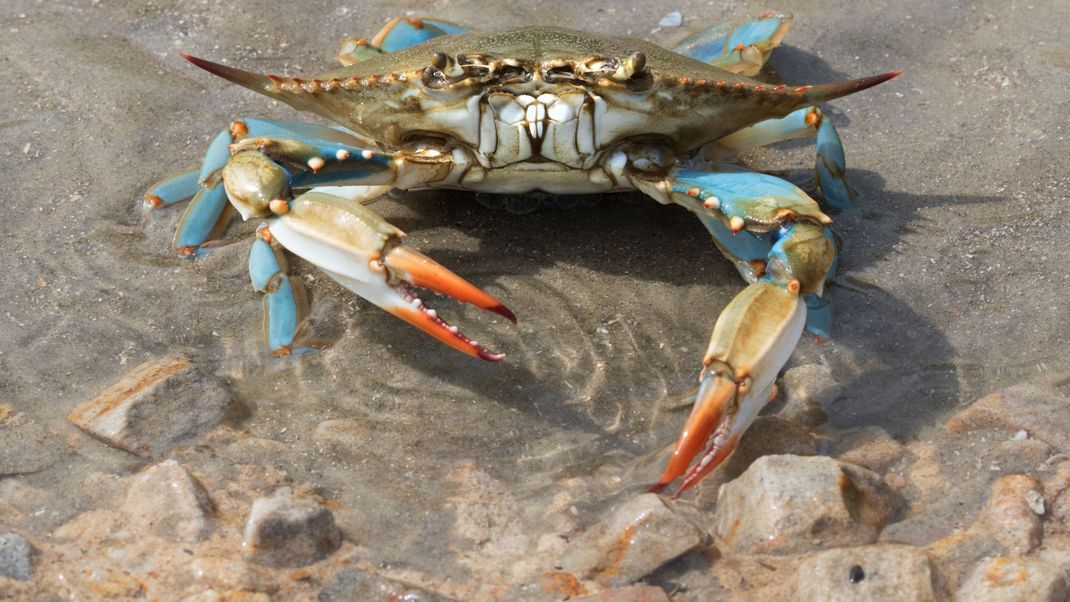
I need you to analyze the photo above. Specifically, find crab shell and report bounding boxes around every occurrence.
[196,26,891,189]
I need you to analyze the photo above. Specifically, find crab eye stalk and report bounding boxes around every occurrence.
[431,51,450,71]
[423,52,465,88]
[611,51,652,91]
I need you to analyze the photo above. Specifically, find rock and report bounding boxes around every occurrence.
[713,455,905,555]
[559,493,707,587]
[833,426,908,473]
[955,557,1068,601]
[658,12,683,28]
[122,460,213,542]
[777,364,841,427]
[573,585,671,601]
[68,355,235,457]
[0,422,67,476]
[795,544,937,601]
[0,532,35,581]
[1045,460,1070,527]
[242,487,341,567]
[975,475,1044,555]
[946,380,1070,450]
[926,531,1007,595]
[318,568,454,601]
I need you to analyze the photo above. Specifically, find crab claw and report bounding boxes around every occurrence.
[266,191,513,361]
[650,280,806,495]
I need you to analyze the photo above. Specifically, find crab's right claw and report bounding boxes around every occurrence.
[267,191,514,361]
[650,281,807,496]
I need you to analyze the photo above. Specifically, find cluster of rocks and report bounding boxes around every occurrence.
[543,368,1070,601]
[3,356,1070,600]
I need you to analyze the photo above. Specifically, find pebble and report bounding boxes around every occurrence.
[975,475,1044,555]
[712,455,905,555]
[956,557,1068,601]
[242,487,341,567]
[796,544,937,601]
[0,532,35,581]
[318,568,454,601]
[122,460,214,542]
[559,493,707,587]
[658,12,683,28]
[68,355,235,457]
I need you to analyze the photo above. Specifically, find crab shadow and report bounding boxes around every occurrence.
[367,166,1002,450]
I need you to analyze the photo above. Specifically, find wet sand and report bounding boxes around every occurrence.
[1,0,1068,599]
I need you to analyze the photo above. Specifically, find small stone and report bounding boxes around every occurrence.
[68,355,236,457]
[796,545,936,601]
[573,585,671,601]
[0,532,35,581]
[658,11,683,28]
[242,487,341,567]
[317,568,454,601]
[122,460,214,542]
[956,557,1068,601]
[975,475,1044,555]
[1026,490,1046,515]
[833,426,907,473]
[559,493,706,587]
[777,364,841,427]
[712,455,905,555]
[946,380,1070,450]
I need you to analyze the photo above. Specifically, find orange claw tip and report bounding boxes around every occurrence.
[490,303,518,325]
[144,194,165,208]
[383,246,515,322]
[652,376,738,492]
[387,306,505,363]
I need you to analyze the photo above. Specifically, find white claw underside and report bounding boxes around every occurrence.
[268,205,501,359]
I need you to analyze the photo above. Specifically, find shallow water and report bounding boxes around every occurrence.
[2,0,1069,594]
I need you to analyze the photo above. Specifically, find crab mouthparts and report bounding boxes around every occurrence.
[380,245,515,362]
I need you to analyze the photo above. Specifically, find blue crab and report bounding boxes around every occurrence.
[146,13,898,494]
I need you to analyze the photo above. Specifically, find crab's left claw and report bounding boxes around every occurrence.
[651,281,806,495]
[267,191,514,361]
